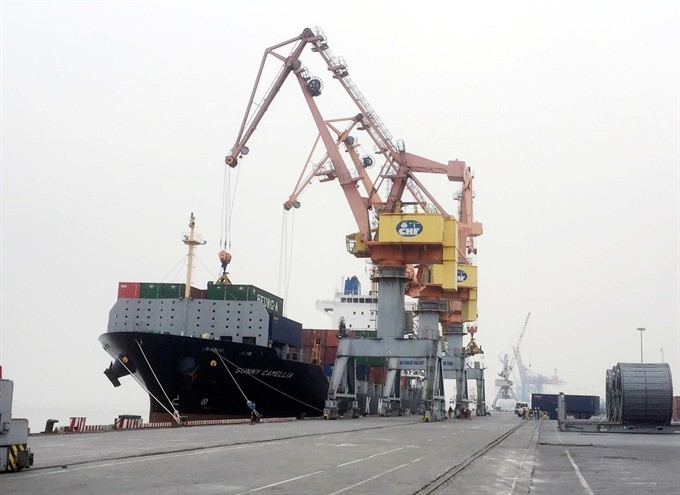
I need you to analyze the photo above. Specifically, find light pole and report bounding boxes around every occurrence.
[636,327,645,363]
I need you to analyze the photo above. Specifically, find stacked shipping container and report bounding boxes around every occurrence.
[119,282,285,308]
[117,282,206,300]
[206,282,283,315]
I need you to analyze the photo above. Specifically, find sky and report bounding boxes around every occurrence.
[1,1,678,429]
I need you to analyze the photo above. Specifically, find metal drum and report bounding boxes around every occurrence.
[607,363,673,424]
[605,368,617,422]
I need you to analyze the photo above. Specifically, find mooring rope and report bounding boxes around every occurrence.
[135,339,182,424]
[211,350,262,419]
[113,353,182,425]
[211,350,324,413]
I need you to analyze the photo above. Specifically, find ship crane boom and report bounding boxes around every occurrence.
[225,28,322,167]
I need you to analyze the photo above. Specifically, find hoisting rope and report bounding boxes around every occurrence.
[219,163,229,251]
[220,163,241,253]
[284,210,295,311]
[135,340,183,424]
[277,209,296,316]
[277,210,287,300]
[113,351,183,425]
[211,349,324,414]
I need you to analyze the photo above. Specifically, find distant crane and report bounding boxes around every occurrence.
[514,348,564,401]
[491,312,530,410]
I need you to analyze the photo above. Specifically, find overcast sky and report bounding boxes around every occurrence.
[1,1,678,428]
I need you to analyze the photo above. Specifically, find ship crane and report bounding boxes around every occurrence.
[225,27,483,421]
[491,312,530,410]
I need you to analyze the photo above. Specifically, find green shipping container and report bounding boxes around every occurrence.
[159,283,185,298]
[140,283,160,298]
[140,283,186,299]
[207,282,283,314]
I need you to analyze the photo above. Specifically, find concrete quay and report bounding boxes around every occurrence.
[2,413,678,494]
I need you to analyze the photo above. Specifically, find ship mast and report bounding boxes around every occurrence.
[183,213,206,298]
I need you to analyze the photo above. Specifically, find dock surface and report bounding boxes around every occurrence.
[3,413,679,494]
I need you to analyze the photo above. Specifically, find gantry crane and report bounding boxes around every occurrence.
[514,349,565,402]
[225,27,483,420]
[492,312,530,410]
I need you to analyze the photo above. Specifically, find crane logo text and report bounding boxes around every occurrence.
[397,220,423,237]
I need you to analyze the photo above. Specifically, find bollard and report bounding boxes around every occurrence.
[43,419,59,433]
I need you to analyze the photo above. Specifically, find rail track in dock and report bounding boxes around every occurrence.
[4,414,542,495]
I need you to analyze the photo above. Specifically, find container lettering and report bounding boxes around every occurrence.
[256,294,281,313]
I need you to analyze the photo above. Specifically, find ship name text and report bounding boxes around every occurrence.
[235,368,294,378]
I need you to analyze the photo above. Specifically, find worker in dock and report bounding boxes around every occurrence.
[247,401,259,424]
[448,406,453,418]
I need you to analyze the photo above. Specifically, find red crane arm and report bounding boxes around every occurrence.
[225,28,321,167]
[291,70,371,239]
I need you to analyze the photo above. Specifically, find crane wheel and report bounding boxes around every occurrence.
[225,155,237,167]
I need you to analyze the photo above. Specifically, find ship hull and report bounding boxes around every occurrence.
[99,332,330,422]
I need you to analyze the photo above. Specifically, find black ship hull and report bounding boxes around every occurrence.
[99,331,330,422]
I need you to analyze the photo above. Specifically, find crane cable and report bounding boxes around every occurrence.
[286,211,296,308]
[220,163,241,254]
[278,209,296,316]
[278,210,287,298]
[223,157,294,310]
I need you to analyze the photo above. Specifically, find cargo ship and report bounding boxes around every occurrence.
[99,214,332,423]
[99,215,423,422]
